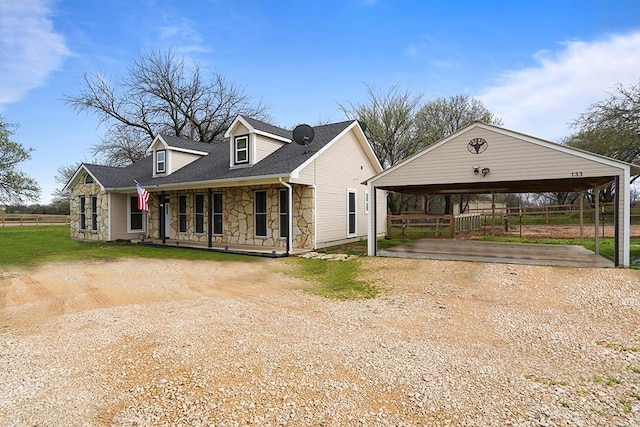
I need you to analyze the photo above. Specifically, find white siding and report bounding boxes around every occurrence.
[297,128,385,246]
[233,123,250,136]
[375,127,625,188]
[254,134,285,163]
[376,188,387,236]
[171,150,201,172]
[110,193,134,240]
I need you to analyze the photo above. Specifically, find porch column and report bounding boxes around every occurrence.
[613,176,620,266]
[594,186,600,256]
[367,181,377,256]
[207,188,213,248]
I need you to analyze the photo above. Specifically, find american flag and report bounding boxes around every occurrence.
[136,182,150,212]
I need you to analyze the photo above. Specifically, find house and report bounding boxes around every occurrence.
[64,116,387,255]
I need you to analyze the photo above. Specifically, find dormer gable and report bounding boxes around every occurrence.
[148,134,209,177]
[224,115,292,168]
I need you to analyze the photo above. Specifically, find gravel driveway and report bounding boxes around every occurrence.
[1,257,639,426]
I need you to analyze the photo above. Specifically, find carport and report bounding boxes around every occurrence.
[366,122,640,267]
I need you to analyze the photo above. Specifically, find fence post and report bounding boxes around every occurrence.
[450,213,455,237]
[386,215,392,239]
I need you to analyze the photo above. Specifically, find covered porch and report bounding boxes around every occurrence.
[137,236,312,257]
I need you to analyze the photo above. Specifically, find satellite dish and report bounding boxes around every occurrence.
[292,124,315,153]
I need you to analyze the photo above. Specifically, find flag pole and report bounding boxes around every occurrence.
[134,179,152,238]
[133,179,159,204]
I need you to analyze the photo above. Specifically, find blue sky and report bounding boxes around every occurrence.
[2,0,640,203]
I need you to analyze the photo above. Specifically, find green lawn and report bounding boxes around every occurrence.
[0,226,257,267]
[282,257,377,300]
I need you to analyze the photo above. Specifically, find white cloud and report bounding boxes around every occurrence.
[478,32,640,141]
[0,0,70,109]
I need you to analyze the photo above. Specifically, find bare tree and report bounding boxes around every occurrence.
[339,83,424,214]
[50,163,81,214]
[414,95,502,214]
[340,88,502,214]
[91,125,149,167]
[568,80,640,183]
[339,83,424,169]
[415,94,502,145]
[65,49,270,165]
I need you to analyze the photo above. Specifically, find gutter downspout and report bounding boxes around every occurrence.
[161,191,166,245]
[279,177,293,255]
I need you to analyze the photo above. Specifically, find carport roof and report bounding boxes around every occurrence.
[376,176,620,195]
[367,122,640,195]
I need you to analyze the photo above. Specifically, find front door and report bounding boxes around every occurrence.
[164,196,171,238]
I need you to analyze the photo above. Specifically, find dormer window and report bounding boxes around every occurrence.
[156,150,166,173]
[234,135,249,165]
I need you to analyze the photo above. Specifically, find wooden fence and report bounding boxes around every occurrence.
[0,214,71,227]
[387,213,481,238]
[469,202,622,225]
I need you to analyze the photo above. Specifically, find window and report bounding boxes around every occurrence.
[79,196,86,230]
[84,174,94,184]
[91,196,98,231]
[347,190,356,236]
[255,190,267,237]
[279,189,288,238]
[130,196,143,231]
[178,194,187,233]
[234,135,249,165]
[195,194,205,234]
[156,150,166,173]
[364,190,369,215]
[212,193,223,235]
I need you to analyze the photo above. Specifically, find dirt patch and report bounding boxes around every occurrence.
[1,257,639,425]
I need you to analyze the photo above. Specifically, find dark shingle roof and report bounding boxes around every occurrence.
[85,119,355,190]
[157,134,217,153]
[240,116,292,140]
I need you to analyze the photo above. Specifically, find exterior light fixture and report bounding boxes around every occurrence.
[481,167,490,177]
[473,165,480,175]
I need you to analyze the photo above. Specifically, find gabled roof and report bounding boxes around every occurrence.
[69,119,358,192]
[240,116,292,140]
[224,115,292,142]
[149,134,214,155]
[369,121,640,184]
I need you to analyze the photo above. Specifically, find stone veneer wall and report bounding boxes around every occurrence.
[146,184,315,249]
[146,189,208,244]
[69,180,109,241]
[293,185,314,249]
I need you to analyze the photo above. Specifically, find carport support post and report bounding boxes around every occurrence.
[579,191,584,244]
[367,181,377,256]
[491,192,496,237]
[594,186,600,256]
